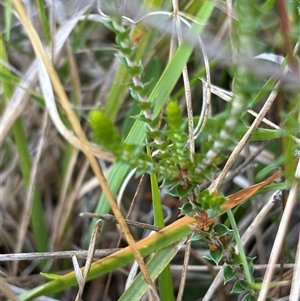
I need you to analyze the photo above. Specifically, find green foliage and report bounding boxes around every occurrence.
[240,293,257,301]
[172,184,194,198]
[204,248,224,265]
[40,272,61,280]
[85,0,297,296]
[90,0,215,234]
[89,110,122,155]
[190,231,209,242]
[231,280,252,294]
[90,101,209,189]
[5,0,298,299]
[4,0,13,40]
[223,264,237,284]
[213,224,232,236]
[195,189,226,211]
[165,101,190,166]
[179,202,195,217]
[118,243,180,301]
[223,255,258,299]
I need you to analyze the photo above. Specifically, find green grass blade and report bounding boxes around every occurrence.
[4,0,13,40]
[118,242,182,301]
[227,210,253,285]
[149,155,165,227]
[149,152,175,301]
[36,0,51,44]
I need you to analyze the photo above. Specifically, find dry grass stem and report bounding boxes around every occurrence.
[51,158,89,247]
[75,219,102,301]
[0,249,120,261]
[176,236,191,301]
[0,276,21,301]
[208,77,281,193]
[258,182,299,301]
[50,148,79,246]
[290,232,300,301]
[2,1,298,300]
[173,7,195,158]
[241,191,278,247]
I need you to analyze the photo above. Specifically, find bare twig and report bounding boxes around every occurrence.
[170,263,296,272]
[176,236,191,301]
[290,231,300,301]
[172,0,194,159]
[75,220,102,301]
[0,249,120,261]
[208,78,281,193]
[80,213,162,232]
[258,182,299,301]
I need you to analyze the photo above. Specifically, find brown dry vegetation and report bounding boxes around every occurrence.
[1,1,299,301]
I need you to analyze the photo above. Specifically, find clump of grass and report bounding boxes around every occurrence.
[1,1,299,301]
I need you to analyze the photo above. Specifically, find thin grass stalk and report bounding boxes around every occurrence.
[149,154,174,301]
[257,182,299,300]
[290,231,300,301]
[50,42,83,247]
[208,78,281,193]
[170,6,196,291]
[176,237,191,301]
[35,0,51,44]
[172,0,195,159]
[4,0,13,41]
[227,210,253,284]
